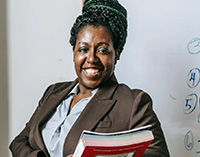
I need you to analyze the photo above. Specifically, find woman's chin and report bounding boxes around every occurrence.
[79,79,102,90]
[83,82,101,89]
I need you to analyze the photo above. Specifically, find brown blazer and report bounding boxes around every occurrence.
[10,75,170,157]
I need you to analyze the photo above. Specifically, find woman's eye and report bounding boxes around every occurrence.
[97,48,110,54]
[78,47,88,53]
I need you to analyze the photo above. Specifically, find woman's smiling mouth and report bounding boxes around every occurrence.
[83,68,102,78]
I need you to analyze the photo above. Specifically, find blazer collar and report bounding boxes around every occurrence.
[40,79,79,124]
[33,74,119,156]
[38,74,118,127]
[96,74,118,99]
[63,74,119,156]
[30,79,79,155]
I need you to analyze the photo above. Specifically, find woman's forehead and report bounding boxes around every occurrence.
[77,25,112,41]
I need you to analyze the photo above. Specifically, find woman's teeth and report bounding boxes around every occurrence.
[85,68,99,74]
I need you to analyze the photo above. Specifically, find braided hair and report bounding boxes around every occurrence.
[69,0,127,57]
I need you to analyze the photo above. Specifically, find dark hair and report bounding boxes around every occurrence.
[69,0,127,56]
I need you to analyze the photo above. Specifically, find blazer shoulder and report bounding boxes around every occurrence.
[116,83,152,103]
[48,81,75,92]
[40,80,77,102]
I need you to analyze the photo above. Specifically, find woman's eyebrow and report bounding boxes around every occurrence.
[97,42,110,46]
[78,41,110,46]
[78,41,89,45]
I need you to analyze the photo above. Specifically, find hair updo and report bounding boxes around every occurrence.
[69,0,128,56]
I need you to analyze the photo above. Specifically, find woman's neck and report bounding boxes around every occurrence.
[77,84,94,97]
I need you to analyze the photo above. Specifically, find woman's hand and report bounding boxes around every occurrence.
[66,154,73,157]
[82,0,85,6]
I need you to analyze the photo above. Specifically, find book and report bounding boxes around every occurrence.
[73,125,154,157]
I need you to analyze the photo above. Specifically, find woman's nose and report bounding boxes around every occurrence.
[86,51,98,63]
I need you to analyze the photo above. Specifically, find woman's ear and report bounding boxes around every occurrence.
[115,50,120,64]
[73,50,75,62]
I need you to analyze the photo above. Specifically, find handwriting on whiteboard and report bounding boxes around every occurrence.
[184,131,200,154]
[187,68,200,88]
[187,38,200,54]
[184,38,200,155]
[183,93,198,115]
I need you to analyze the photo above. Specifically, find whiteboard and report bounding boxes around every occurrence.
[8,0,200,157]
[116,0,200,156]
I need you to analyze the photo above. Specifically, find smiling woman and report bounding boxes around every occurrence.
[73,25,117,90]
[9,0,170,157]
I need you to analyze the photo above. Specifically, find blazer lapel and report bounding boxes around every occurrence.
[30,79,79,155]
[39,81,78,125]
[63,74,119,155]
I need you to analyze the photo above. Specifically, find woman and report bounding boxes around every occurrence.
[10,0,170,156]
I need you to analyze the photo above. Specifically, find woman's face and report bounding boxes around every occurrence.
[73,25,118,90]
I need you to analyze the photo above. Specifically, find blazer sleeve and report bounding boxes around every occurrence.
[9,85,53,157]
[129,90,170,157]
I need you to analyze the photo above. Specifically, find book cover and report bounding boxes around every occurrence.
[73,125,154,157]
